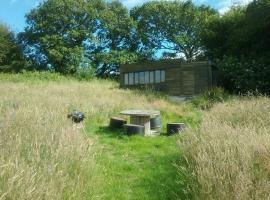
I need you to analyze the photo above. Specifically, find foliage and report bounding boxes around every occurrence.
[88,1,141,77]
[19,0,140,76]
[0,23,29,72]
[202,1,270,59]
[217,56,270,94]
[201,7,246,59]
[131,0,217,60]
[202,0,270,94]
[191,87,229,110]
[94,50,140,77]
[19,0,105,74]
[96,1,137,51]
[74,67,96,80]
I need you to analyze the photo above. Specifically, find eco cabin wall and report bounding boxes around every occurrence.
[120,61,214,96]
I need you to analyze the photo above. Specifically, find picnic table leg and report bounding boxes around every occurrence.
[130,116,151,135]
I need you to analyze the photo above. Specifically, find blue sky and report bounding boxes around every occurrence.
[0,0,252,33]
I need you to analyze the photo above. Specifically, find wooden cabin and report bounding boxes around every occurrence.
[119,60,218,96]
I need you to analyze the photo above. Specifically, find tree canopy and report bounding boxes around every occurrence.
[202,0,270,94]
[0,23,27,72]
[131,0,217,60]
[19,0,141,75]
[19,0,104,74]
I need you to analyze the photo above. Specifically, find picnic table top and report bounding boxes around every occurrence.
[120,109,160,117]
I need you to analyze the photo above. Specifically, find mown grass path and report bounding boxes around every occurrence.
[86,124,186,200]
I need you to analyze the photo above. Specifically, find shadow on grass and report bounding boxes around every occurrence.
[94,126,126,139]
[95,125,172,138]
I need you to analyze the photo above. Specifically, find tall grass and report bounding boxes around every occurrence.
[179,97,270,199]
[0,73,201,199]
[0,82,98,199]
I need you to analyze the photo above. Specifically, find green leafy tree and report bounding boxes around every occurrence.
[20,0,140,76]
[0,23,27,72]
[131,0,217,60]
[202,7,246,59]
[19,0,105,74]
[202,0,270,94]
[203,0,270,59]
[90,0,141,77]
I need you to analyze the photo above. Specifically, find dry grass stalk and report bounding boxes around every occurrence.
[0,78,191,199]
[180,97,270,199]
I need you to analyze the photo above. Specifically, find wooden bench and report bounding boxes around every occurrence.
[167,123,186,135]
[109,117,127,129]
[124,124,144,136]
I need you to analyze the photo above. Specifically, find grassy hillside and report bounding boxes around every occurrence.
[0,73,200,199]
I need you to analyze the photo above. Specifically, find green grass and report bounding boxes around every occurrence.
[86,124,186,199]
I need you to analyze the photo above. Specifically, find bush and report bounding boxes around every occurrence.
[74,67,96,80]
[217,56,270,95]
[0,23,28,72]
[191,87,229,110]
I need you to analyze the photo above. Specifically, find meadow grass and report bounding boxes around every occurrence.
[179,96,270,199]
[0,73,200,199]
[3,72,268,199]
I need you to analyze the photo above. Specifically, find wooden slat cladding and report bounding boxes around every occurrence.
[120,60,215,96]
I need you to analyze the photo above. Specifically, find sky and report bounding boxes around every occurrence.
[0,0,252,33]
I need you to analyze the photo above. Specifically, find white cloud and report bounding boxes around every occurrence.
[216,0,253,14]
[218,6,230,14]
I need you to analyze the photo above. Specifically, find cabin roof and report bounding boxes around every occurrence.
[120,60,210,73]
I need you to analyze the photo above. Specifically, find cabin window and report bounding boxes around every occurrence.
[124,73,129,85]
[150,71,154,83]
[161,70,165,82]
[134,72,139,85]
[128,73,134,85]
[155,70,161,83]
[124,70,165,85]
[145,71,150,84]
[139,72,145,84]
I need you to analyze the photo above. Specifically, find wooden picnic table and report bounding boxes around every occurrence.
[120,110,160,135]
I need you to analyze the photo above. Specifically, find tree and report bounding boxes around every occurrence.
[201,7,245,59]
[20,0,141,76]
[89,0,141,77]
[202,0,270,59]
[201,0,270,94]
[0,23,27,72]
[130,0,217,60]
[19,0,105,74]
